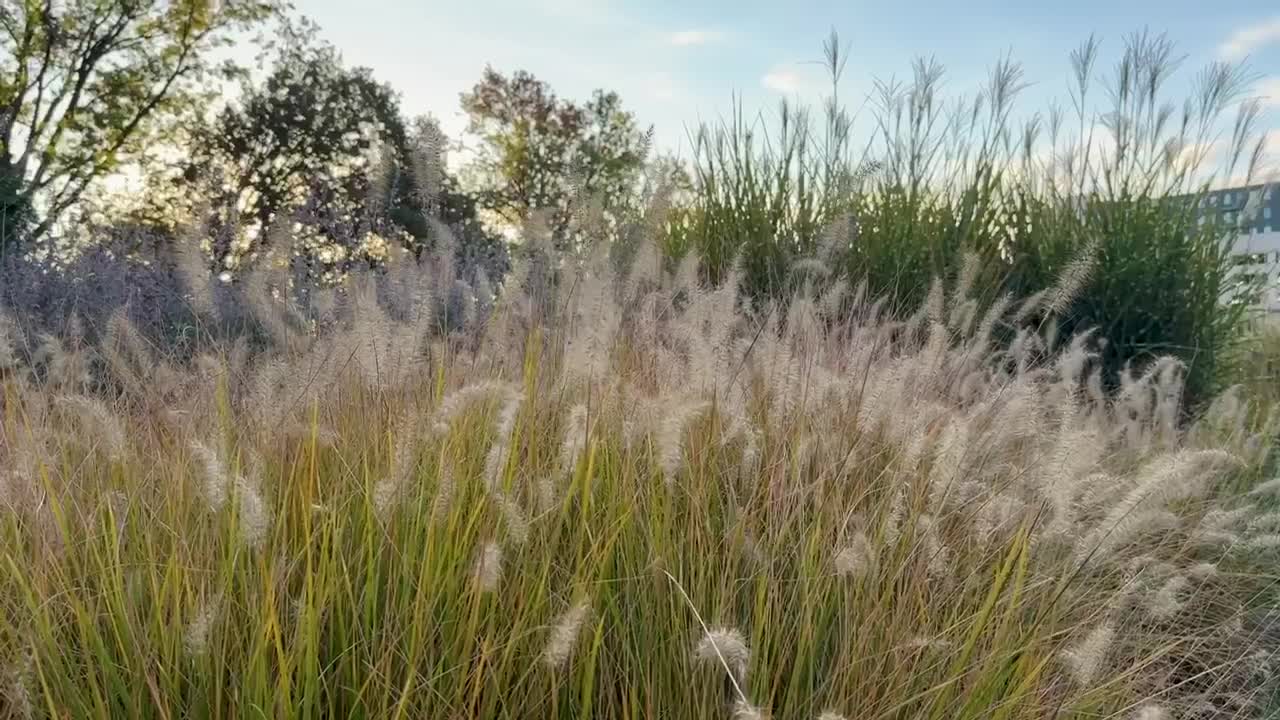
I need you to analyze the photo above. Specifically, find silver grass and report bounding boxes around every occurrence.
[559,403,589,475]
[234,475,271,550]
[1187,562,1218,580]
[433,460,456,517]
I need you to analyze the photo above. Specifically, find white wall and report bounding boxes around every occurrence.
[1232,229,1280,311]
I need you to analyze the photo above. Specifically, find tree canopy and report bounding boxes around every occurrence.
[460,67,652,250]
[0,0,282,251]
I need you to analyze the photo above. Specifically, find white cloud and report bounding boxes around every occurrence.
[666,30,723,47]
[644,71,678,101]
[1218,17,1280,59]
[761,67,804,94]
[759,63,831,98]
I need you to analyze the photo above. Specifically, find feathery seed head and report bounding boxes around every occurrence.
[1248,476,1280,499]
[541,600,592,669]
[834,532,874,579]
[57,395,127,461]
[185,595,221,657]
[494,492,530,545]
[1148,575,1189,619]
[1060,623,1115,685]
[732,700,768,720]
[693,627,751,682]
[1131,703,1168,720]
[473,541,503,593]
[1188,562,1218,580]
[1246,534,1280,551]
[189,440,231,513]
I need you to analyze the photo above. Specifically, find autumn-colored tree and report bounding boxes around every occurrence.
[460,67,651,250]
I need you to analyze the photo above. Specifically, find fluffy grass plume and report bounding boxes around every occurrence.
[0,218,1277,720]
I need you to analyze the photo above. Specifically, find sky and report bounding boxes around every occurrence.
[296,0,1280,174]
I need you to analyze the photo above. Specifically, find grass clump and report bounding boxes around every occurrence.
[0,220,1277,719]
[664,31,1273,408]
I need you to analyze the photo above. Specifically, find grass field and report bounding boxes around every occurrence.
[0,237,1277,720]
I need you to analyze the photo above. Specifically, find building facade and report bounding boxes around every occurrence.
[1195,184,1280,311]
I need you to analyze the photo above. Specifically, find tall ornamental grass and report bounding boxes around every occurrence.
[664,31,1273,408]
[0,219,1278,718]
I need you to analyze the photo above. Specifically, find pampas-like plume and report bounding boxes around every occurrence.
[1188,562,1219,580]
[1194,506,1254,548]
[372,412,420,520]
[494,492,530,545]
[429,381,515,436]
[917,514,951,579]
[189,440,271,548]
[235,475,271,550]
[1247,534,1280,551]
[659,401,712,485]
[834,532,874,579]
[481,388,523,492]
[473,541,503,593]
[1074,450,1238,564]
[883,485,907,547]
[100,308,154,398]
[1247,512,1280,532]
[184,594,221,657]
[1131,704,1168,720]
[1045,241,1097,315]
[693,628,751,683]
[57,394,126,461]
[541,600,592,669]
[896,636,953,653]
[1248,476,1280,499]
[189,440,231,512]
[559,403,589,475]
[433,459,456,517]
[0,309,20,371]
[1148,575,1189,619]
[1060,623,1115,685]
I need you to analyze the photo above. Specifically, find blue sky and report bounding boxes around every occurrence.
[297,0,1279,170]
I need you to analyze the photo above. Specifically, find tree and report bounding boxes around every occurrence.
[460,67,652,250]
[0,0,281,250]
[175,18,409,273]
[390,116,509,280]
[138,26,505,284]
